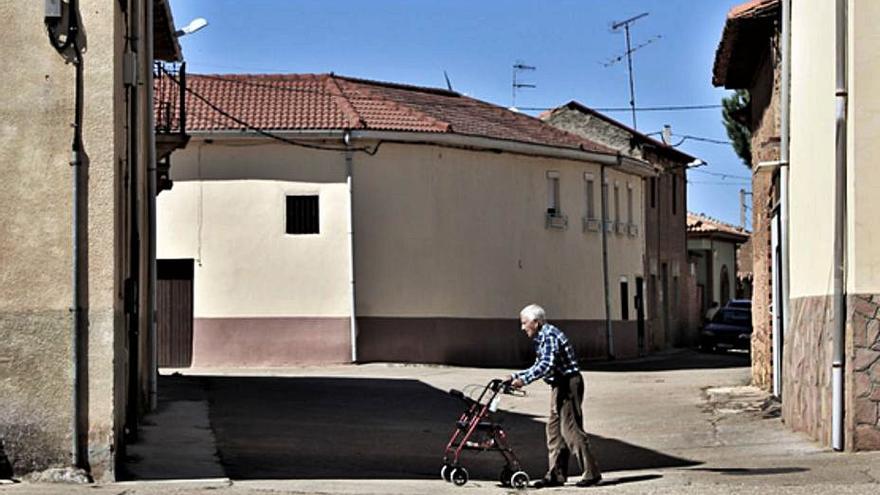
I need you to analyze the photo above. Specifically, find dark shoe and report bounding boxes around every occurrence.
[532,478,564,489]
[575,475,602,487]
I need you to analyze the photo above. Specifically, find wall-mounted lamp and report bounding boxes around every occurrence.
[175,17,208,37]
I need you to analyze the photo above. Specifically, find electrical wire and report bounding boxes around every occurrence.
[690,169,751,180]
[520,104,722,112]
[670,134,732,147]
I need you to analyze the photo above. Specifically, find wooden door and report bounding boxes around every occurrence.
[157,259,194,367]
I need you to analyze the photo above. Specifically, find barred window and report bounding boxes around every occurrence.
[286,195,319,234]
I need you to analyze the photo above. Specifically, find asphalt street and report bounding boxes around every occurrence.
[6,349,880,494]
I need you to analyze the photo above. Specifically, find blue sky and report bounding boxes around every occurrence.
[169,0,753,228]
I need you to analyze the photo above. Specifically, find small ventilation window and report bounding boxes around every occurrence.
[286,195,319,234]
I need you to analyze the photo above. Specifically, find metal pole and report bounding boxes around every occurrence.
[625,24,637,130]
[344,138,357,363]
[600,164,614,358]
[146,0,158,412]
[832,0,847,452]
[776,0,792,400]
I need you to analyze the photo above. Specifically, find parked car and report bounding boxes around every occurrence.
[699,307,752,352]
[724,299,752,310]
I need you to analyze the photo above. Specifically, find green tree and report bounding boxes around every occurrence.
[722,90,752,168]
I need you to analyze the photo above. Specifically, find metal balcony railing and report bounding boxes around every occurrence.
[154,61,186,136]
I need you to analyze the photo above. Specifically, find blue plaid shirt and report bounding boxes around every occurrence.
[514,323,580,385]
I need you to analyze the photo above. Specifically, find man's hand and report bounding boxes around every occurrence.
[510,378,525,389]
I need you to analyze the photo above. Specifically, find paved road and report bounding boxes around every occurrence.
[7,350,880,494]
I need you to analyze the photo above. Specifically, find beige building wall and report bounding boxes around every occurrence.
[353,143,645,364]
[788,0,837,300]
[784,0,880,451]
[850,0,880,294]
[0,0,138,480]
[158,140,354,365]
[353,143,643,319]
[159,139,646,366]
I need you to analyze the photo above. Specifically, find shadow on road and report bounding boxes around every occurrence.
[136,375,700,481]
[583,349,750,373]
[688,467,809,476]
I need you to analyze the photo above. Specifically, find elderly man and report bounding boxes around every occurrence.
[510,304,601,488]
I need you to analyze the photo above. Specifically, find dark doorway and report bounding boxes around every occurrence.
[157,259,194,368]
[635,276,645,356]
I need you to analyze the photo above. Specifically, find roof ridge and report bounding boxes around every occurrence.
[324,75,366,129]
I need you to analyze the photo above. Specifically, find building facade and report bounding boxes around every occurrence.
[0,0,185,479]
[157,74,655,368]
[542,103,699,351]
[713,0,880,450]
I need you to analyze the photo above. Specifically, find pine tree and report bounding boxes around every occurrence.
[722,90,752,168]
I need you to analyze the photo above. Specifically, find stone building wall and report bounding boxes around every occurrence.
[847,294,880,450]
[782,296,834,445]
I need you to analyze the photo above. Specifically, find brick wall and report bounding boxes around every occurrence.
[746,50,781,390]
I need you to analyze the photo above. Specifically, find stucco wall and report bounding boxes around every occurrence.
[543,108,692,350]
[159,139,646,364]
[353,143,644,321]
[788,0,836,300]
[0,0,125,479]
[850,0,880,295]
[158,141,353,317]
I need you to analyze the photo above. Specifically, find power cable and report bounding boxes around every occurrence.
[521,104,722,112]
[690,169,751,180]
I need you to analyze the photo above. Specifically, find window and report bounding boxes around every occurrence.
[627,183,634,224]
[584,173,596,219]
[650,177,656,208]
[286,195,319,234]
[614,183,621,223]
[547,171,560,216]
[672,174,678,215]
[620,277,629,320]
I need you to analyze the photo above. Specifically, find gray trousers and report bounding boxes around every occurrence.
[545,373,601,482]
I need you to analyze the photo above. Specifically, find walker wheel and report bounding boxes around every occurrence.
[510,471,530,490]
[441,464,452,482]
[451,466,469,486]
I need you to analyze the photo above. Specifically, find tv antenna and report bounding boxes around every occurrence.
[605,12,660,130]
[512,61,536,109]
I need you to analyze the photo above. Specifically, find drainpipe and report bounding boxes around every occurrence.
[71,28,87,473]
[600,161,614,359]
[124,0,142,441]
[344,131,357,362]
[774,0,792,401]
[145,0,158,411]
[832,0,848,452]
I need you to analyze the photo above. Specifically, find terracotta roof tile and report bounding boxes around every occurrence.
[687,212,750,241]
[712,0,779,88]
[172,73,613,153]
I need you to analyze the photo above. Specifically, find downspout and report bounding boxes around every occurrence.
[125,0,142,440]
[344,131,357,362]
[71,18,87,472]
[775,0,792,400]
[46,0,87,469]
[600,158,615,359]
[832,0,848,452]
[145,0,158,411]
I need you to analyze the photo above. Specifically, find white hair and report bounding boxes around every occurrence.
[520,304,546,324]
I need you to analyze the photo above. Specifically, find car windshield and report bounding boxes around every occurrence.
[712,309,751,325]
[726,300,751,309]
